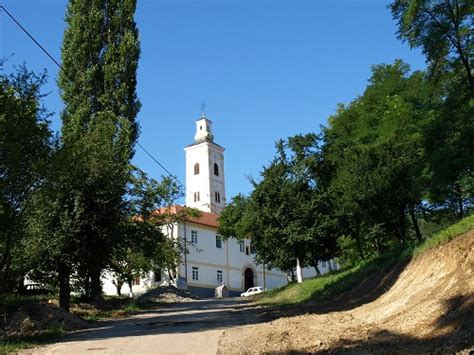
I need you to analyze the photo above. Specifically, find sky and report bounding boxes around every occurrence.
[0,0,426,203]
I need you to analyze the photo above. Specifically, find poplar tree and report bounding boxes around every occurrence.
[57,0,140,303]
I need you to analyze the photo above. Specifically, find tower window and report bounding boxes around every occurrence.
[194,163,200,175]
[215,191,221,203]
[214,163,219,176]
[194,191,200,202]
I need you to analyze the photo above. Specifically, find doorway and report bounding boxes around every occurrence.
[244,268,254,291]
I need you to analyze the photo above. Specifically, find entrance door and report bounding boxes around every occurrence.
[244,268,254,291]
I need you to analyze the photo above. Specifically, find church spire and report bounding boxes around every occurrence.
[200,102,207,118]
[194,106,214,143]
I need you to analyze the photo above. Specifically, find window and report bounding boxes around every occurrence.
[216,235,222,249]
[217,270,223,284]
[154,269,161,282]
[239,241,245,253]
[194,163,200,175]
[192,267,199,281]
[250,242,255,254]
[132,274,140,286]
[194,191,200,202]
[215,191,221,203]
[245,246,250,255]
[214,163,219,176]
[191,230,198,244]
[321,261,326,268]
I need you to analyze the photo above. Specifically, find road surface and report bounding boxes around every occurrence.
[22,298,260,355]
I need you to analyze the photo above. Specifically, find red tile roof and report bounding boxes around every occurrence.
[156,205,219,228]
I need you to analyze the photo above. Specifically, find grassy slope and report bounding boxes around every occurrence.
[258,214,474,306]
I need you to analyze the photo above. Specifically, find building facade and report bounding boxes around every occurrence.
[102,113,338,297]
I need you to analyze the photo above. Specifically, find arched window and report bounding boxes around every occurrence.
[214,163,219,176]
[194,163,200,175]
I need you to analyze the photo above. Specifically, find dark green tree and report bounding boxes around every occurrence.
[108,172,182,297]
[220,134,338,281]
[391,0,474,96]
[0,64,52,293]
[55,0,141,305]
[323,61,436,262]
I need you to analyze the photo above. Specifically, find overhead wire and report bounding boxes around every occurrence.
[0,4,196,201]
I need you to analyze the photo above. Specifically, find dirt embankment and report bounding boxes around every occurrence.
[219,231,474,354]
[2,302,88,337]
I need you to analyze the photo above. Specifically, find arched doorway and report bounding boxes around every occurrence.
[244,268,254,291]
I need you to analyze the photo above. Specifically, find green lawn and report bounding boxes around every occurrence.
[258,214,474,306]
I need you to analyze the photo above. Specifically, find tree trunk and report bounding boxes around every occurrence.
[115,279,123,297]
[296,257,303,283]
[17,274,26,294]
[58,262,70,313]
[314,264,321,277]
[409,206,423,242]
[89,265,102,302]
[289,269,295,282]
[127,278,134,298]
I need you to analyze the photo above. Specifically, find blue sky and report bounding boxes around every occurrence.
[0,0,426,203]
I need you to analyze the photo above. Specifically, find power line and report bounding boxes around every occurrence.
[136,142,185,189]
[0,5,62,69]
[1,4,226,215]
[0,4,188,192]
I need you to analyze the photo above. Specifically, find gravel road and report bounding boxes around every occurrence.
[21,298,259,355]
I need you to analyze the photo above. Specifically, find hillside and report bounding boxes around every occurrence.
[219,218,474,354]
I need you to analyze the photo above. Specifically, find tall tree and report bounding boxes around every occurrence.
[391,0,474,96]
[324,61,435,260]
[56,0,141,304]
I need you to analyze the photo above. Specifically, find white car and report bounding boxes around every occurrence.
[240,286,266,297]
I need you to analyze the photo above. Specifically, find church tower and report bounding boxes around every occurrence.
[184,113,226,214]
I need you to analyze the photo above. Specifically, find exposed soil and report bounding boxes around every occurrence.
[219,231,474,354]
[3,301,88,337]
[137,285,199,304]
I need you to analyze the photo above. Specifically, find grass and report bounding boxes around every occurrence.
[413,213,474,255]
[258,214,474,306]
[0,328,64,355]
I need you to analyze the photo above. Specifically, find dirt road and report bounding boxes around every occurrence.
[21,232,474,354]
[21,299,261,355]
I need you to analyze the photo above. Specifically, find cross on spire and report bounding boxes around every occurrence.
[200,102,207,117]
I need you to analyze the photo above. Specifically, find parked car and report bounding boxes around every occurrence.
[240,286,266,297]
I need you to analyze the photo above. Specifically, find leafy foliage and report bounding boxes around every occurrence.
[0,63,52,293]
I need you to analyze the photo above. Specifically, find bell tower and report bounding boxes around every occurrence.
[184,112,226,214]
